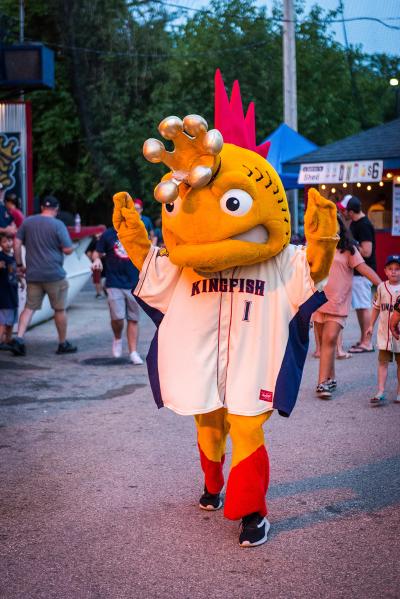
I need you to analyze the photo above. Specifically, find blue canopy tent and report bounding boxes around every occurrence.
[263,123,318,189]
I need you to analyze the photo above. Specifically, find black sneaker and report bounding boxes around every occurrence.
[9,337,26,356]
[199,487,223,511]
[56,341,77,355]
[239,512,270,547]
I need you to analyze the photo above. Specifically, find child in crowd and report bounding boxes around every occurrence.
[367,255,400,405]
[4,192,24,229]
[86,233,107,298]
[313,217,381,399]
[0,233,24,346]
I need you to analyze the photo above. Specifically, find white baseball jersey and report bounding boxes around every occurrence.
[373,282,400,352]
[134,244,326,417]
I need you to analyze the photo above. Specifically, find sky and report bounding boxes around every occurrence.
[301,0,400,56]
[163,0,400,58]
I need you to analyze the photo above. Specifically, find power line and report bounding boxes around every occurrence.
[149,1,400,29]
[2,7,400,29]
[325,16,400,31]
[150,0,202,10]
[29,38,271,59]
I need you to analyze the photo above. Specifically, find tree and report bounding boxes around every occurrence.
[1,0,171,221]
[0,0,398,222]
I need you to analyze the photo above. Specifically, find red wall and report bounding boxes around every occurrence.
[375,231,400,279]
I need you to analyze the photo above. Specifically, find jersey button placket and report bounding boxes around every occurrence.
[217,269,233,405]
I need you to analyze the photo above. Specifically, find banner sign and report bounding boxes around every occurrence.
[0,102,32,214]
[298,160,383,184]
[392,183,400,236]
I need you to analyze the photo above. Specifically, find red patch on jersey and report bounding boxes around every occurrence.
[259,389,273,402]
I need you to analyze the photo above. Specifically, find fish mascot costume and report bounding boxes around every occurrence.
[112,70,338,547]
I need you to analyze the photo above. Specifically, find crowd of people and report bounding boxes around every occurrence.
[312,193,400,405]
[0,190,160,366]
[1,186,399,403]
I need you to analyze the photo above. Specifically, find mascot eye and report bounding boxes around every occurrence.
[220,189,253,216]
[163,196,182,216]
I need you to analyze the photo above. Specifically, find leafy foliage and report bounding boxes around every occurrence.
[0,0,399,223]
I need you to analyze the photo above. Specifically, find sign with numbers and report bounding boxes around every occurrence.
[298,160,383,184]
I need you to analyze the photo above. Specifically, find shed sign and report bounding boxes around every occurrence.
[298,160,383,184]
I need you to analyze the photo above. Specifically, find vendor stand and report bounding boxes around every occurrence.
[284,118,400,278]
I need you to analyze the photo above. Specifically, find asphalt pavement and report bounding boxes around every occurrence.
[0,283,399,599]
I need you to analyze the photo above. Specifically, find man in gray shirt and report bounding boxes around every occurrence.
[10,196,77,356]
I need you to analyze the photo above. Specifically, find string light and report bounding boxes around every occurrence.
[379,181,384,186]
[356,182,361,188]
[331,187,336,193]
[367,185,372,190]
[397,176,400,182]
[387,173,393,178]
[342,182,348,188]
[321,184,326,190]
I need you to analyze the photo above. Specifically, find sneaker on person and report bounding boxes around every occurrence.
[130,350,144,365]
[239,513,270,547]
[326,378,337,391]
[112,338,123,358]
[10,337,26,356]
[316,381,332,399]
[370,393,386,406]
[394,395,400,404]
[199,487,223,511]
[56,340,77,354]
[0,342,10,351]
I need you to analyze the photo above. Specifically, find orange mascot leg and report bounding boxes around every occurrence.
[224,411,272,520]
[194,407,229,494]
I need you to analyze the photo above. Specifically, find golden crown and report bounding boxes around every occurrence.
[143,115,223,203]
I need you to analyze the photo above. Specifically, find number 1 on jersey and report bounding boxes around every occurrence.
[242,300,252,322]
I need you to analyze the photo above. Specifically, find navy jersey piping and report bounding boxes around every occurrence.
[273,290,327,417]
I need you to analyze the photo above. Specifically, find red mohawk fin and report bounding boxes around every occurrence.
[244,102,255,149]
[214,69,232,141]
[256,140,271,157]
[230,80,245,122]
[214,69,270,159]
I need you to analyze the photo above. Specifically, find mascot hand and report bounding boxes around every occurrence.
[112,192,151,271]
[304,188,338,241]
[305,188,338,285]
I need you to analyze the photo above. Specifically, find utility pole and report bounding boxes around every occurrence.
[283,0,297,131]
[19,0,24,43]
[19,0,25,101]
[282,0,299,234]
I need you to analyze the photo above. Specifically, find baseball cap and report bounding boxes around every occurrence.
[385,254,400,267]
[41,195,59,208]
[134,198,143,207]
[337,194,352,210]
[337,195,361,212]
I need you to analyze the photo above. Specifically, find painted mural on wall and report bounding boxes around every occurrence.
[0,132,22,195]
